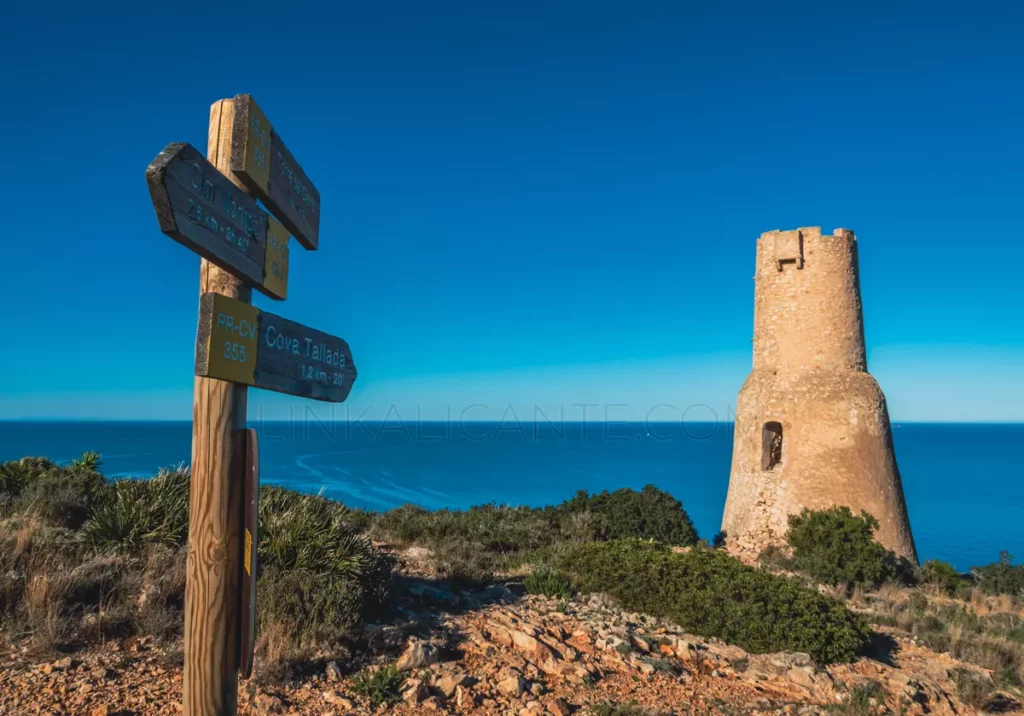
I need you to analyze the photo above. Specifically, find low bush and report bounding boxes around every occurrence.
[350,664,405,707]
[257,486,394,657]
[259,487,389,581]
[0,458,56,502]
[523,567,574,598]
[369,486,698,582]
[758,544,793,571]
[907,591,928,616]
[13,458,106,529]
[973,552,1024,598]
[429,536,498,586]
[555,485,698,546]
[786,507,904,588]
[951,667,994,709]
[557,540,871,664]
[258,567,366,646]
[372,503,554,555]
[82,466,190,550]
[916,560,966,596]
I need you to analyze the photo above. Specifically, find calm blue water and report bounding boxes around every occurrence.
[0,421,1020,571]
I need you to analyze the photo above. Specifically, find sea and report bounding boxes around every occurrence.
[0,421,1020,571]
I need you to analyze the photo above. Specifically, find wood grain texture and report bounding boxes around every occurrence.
[183,98,249,716]
[147,143,288,301]
[238,428,258,680]
[231,94,321,250]
[195,294,358,403]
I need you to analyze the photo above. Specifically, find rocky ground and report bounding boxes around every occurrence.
[1,548,1020,716]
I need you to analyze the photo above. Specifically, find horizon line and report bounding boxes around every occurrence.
[1,419,1021,425]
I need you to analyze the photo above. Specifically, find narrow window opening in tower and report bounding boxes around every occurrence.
[762,422,783,471]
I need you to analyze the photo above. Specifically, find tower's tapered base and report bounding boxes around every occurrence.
[722,369,917,563]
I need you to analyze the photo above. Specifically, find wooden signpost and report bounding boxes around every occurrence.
[231,95,321,250]
[147,143,290,300]
[146,95,352,716]
[195,292,357,403]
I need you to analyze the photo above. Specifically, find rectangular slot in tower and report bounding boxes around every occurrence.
[773,230,804,270]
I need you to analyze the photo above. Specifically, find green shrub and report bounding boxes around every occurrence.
[973,552,1024,597]
[758,544,793,571]
[13,458,106,529]
[786,507,902,588]
[71,452,102,471]
[368,504,433,544]
[371,502,561,583]
[917,560,965,596]
[523,568,574,598]
[995,664,1023,689]
[557,541,871,664]
[556,485,697,546]
[907,591,928,616]
[82,467,190,550]
[373,502,554,554]
[258,567,366,645]
[257,486,394,647]
[369,487,698,582]
[559,509,608,542]
[430,536,497,586]
[350,664,404,707]
[0,457,57,501]
[259,487,387,579]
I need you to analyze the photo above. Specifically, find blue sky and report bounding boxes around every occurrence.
[1,1,1021,422]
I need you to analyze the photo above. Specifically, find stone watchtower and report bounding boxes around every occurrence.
[721,227,917,563]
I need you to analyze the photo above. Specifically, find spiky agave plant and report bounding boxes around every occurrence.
[258,486,373,577]
[81,465,189,550]
[71,452,102,471]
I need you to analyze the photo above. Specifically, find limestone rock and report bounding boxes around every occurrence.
[395,638,439,671]
[498,674,526,697]
[322,690,354,710]
[545,696,572,716]
[401,678,429,705]
[324,661,341,683]
[434,670,470,698]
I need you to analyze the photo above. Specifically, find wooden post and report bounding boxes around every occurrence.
[183,98,250,716]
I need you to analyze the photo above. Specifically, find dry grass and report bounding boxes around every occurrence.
[22,569,70,651]
[860,582,1024,696]
[970,590,1022,618]
[951,666,996,709]
[14,516,41,557]
[873,580,911,605]
[136,547,186,641]
[254,618,294,682]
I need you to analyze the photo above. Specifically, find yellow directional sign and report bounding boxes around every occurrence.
[197,293,260,386]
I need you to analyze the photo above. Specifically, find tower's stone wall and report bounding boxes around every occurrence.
[722,227,917,563]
